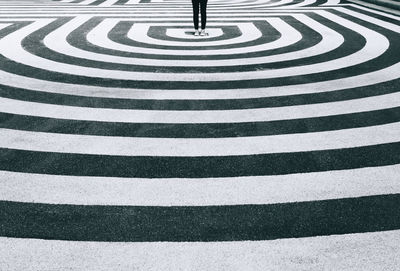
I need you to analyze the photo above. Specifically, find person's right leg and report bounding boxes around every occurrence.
[192,0,200,32]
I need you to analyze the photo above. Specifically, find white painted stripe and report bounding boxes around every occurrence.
[1,231,399,270]
[289,0,316,7]
[337,7,400,33]
[98,0,120,6]
[1,122,400,156]
[0,12,324,17]
[78,0,98,5]
[87,17,299,55]
[0,61,398,100]
[0,6,306,12]
[126,22,261,46]
[1,91,399,124]
[322,0,341,5]
[126,0,140,3]
[0,23,11,31]
[0,13,388,81]
[44,15,342,66]
[345,3,400,20]
[1,165,399,206]
[259,0,293,7]
[166,28,224,39]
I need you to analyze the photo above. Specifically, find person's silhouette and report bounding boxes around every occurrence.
[192,0,208,36]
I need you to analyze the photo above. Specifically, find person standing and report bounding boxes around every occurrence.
[192,0,208,36]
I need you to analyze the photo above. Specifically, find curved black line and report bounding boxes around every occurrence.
[22,14,364,73]
[0,142,399,178]
[2,12,397,89]
[68,15,318,60]
[1,107,399,138]
[146,25,241,43]
[0,74,398,110]
[112,20,280,50]
[1,194,400,242]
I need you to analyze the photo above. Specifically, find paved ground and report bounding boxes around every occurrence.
[0,0,399,269]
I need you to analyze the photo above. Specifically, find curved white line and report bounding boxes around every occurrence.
[322,0,341,5]
[0,61,398,100]
[0,23,11,31]
[126,22,261,47]
[0,13,389,81]
[44,15,342,67]
[166,28,224,39]
[86,18,300,55]
[0,9,398,99]
[0,91,399,123]
[0,165,399,206]
[1,122,399,156]
[2,231,400,270]
[78,0,98,5]
[287,0,316,7]
[98,0,121,6]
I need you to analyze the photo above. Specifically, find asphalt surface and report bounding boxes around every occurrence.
[0,0,399,269]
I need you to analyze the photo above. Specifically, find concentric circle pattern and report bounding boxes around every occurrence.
[0,0,400,265]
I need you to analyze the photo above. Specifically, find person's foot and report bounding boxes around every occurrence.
[194,30,199,36]
[200,29,207,36]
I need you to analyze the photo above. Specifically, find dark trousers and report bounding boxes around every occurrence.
[192,0,208,30]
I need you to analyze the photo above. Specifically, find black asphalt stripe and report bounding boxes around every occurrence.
[113,20,281,50]
[219,0,282,8]
[305,0,331,7]
[343,5,400,26]
[0,21,31,38]
[114,0,131,5]
[2,20,398,88]
[279,0,312,7]
[3,15,397,88]
[69,16,318,60]
[330,7,400,35]
[2,107,400,138]
[1,35,397,89]
[91,0,107,5]
[62,14,364,72]
[1,194,400,242]
[1,15,398,88]
[298,0,324,6]
[145,25,242,43]
[0,55,394,90]
[0,78,398,110]
[16,14,365,73]
[1,143,399,178]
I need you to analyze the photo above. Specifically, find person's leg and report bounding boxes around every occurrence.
[192,0,200,30]
[200,0,208,30]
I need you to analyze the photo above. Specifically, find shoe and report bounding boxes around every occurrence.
[200,29,207,36]
[194,30,199,36]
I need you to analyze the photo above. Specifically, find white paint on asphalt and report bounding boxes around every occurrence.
[43,15,342,66]
[86,17,299,55]
[0,60,398,100]
[1,165,399,206]
[126,22,261,46]
[166,28,224,39]
[0,91,399,123]
[1,230,399,270]
[0,13,388,81]
[1,121,399,156]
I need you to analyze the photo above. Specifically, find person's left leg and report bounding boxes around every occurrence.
[200,0,208,30]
